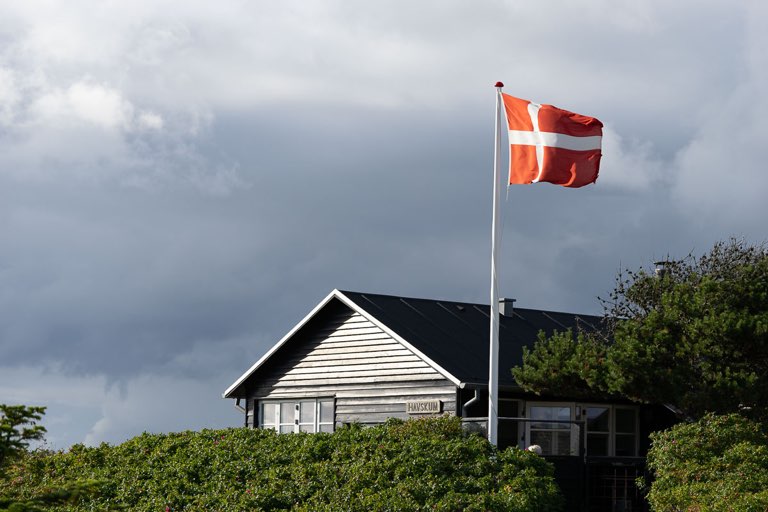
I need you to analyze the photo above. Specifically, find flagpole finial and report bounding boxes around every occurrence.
[494,81,504,88]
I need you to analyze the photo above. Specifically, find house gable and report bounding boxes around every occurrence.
[249,298,450,395]
[226,292,458,426]
[223,290,460,399]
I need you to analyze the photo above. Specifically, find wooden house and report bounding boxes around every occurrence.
[223,289,677,511]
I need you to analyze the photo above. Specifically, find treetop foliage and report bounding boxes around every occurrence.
[513,238,768,421]
[602,238,768,325]
[0,405,46,471]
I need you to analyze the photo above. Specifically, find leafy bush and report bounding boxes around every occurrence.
[646,413,768,511]
[0,416,563,511]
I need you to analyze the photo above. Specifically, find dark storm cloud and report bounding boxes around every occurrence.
[1,0,766,448]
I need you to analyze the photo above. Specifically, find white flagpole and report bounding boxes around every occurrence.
[488,82,504,446]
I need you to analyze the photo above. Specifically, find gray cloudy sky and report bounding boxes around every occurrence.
[1,1,766,448]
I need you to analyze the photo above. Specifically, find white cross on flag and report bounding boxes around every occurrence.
[501,93,603,188]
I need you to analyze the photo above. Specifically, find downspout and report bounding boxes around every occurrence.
[462,389,481,417]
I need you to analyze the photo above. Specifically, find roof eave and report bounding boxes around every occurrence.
[222,289,343,399]
[223,289,467,398]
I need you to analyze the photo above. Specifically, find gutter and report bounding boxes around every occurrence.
[461,389,481,417]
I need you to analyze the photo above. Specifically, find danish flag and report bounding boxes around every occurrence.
[501,93,602,188]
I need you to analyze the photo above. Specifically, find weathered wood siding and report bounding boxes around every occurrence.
[247,300,456,427]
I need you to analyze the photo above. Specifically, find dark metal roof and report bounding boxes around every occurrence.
[340,290,603,388]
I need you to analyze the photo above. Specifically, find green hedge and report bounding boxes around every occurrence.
[646,413,768,511]
[0,417,563,511]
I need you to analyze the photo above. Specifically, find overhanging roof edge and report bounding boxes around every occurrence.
[222,289,343,398]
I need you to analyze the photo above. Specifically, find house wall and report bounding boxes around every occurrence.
[246,301,457,427]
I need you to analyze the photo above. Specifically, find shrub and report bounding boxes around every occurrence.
[0,416,563,512]
[646,413,768,511]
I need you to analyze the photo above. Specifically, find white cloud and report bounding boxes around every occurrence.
[0,67,21,126]
[598,126,666,191]
[0,74,240,193]
[672,86,768,231]
[670,2,768,232]
[31,81,134,130]
[66,82,134,129]
[138,111,164,130]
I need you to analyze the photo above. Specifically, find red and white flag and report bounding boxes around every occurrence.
[501,93,602,188]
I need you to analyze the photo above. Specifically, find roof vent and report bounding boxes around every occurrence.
[499,298,516,316]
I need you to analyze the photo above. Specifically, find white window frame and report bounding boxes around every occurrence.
[576,404,639,457]
[522,402,640,457]
[259,398,335,434]
[525,402,578,456]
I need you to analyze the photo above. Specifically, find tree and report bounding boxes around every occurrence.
[0,405,46,471]
[0,405,100,512]
[513,239,768,421]
[511,329,609,399]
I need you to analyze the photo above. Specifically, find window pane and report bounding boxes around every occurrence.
[615,434,636,456]
[586,407,609,432]
[530,406,570,429]
[319,401,334,423]
[280,403,295,424]
[300,401,314,424]
[556,432,571,455]
[499,421,519,450]
[529,430,572,456]
[262,403,277,426]
[615,408,636,433]
[530,431,554,454]
[530,406,551,422]
[499,400,518,417]
[262,399,335,434]
[587,433,609,456]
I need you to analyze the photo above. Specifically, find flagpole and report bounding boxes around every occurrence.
[488,81,504,446]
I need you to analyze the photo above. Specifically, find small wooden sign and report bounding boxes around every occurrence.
[406,400,442,415]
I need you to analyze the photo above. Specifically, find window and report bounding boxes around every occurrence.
[578,404,639,457]
[259,399,335,434]
[527,405,575,456]
[522,403,640,457]
[614,407,638,456]
[498,399,520,449]
[585,406,610,456]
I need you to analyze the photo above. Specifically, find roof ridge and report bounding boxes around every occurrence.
[338,290,601,318]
